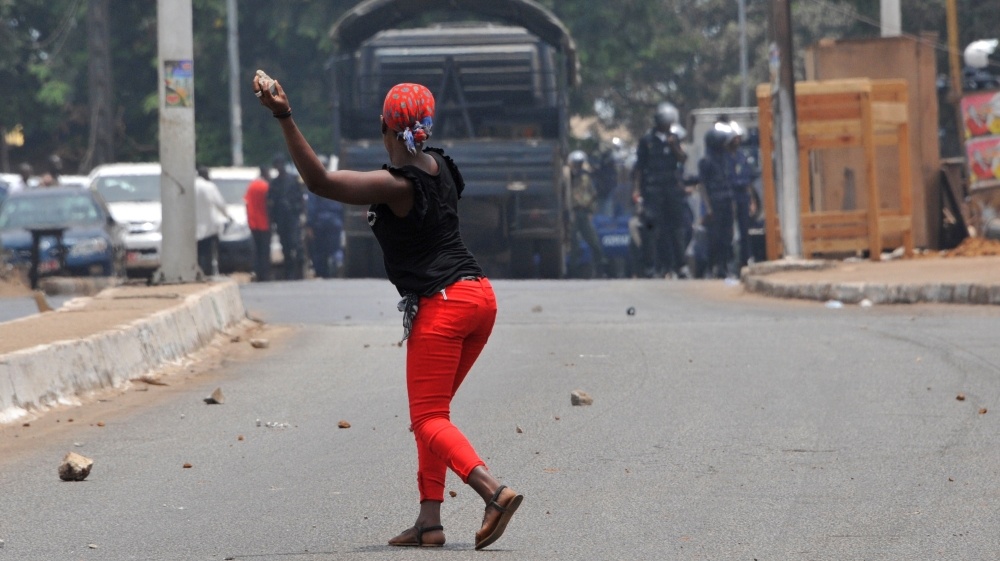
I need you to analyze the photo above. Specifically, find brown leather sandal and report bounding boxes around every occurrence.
[387,524,445,547]
[474,485,523,550]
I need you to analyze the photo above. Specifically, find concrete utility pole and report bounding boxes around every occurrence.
[879,0,902,37]
[768,0,802,258]
[155,0,199,283]
[227,0,244,166]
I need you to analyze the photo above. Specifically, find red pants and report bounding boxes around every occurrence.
[406,277,497,502]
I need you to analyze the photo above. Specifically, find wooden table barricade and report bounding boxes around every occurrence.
[757,79,914,261]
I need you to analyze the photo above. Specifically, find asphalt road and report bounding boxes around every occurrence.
[0,294,72,323]
[1,279,999,560]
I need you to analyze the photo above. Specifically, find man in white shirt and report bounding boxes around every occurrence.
[195,167,232,277]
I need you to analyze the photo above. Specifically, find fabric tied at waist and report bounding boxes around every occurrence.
[397,293,419,344]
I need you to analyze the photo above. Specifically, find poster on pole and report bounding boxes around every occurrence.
[960,90,1000,140]
[966,135,1000,191]
[163,59,194,108]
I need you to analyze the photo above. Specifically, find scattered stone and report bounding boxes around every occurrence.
[139,376,169,386]
[554,416,560,421]
[956,393,966,401]
[516,425,524,434]
[571,390,594,406]
[204,387,225,405]
[88,543,98,549]
[824,300,844,309]
[22,423,29,427]
[230,335,242,343]
[859,298,873,308]
[979,408,988,415]
[96,421,105,427]
[338,420,351,429]
[250,338,270,349]
[531,305,543,313]
[58,452,94,481]
[626,306,636,316]
[238,435,245,441]
[449,490,457,498]
[263,421,289,429]
[256,419,262,427]
[0,538,4,548]
[183,463,193,469]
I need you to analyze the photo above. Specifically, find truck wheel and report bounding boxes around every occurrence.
[537,239,564,279]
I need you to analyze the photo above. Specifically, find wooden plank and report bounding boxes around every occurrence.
[801,136,860,150]
[798,120,861,137]
[801,210,867,225]
[804,238,869,253]
[796,79,872,95]
[871,102,908,124]
[878,214,912,234]
[802,225,868,239]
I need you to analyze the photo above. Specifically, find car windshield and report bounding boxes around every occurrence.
[93,174,161,203]
[0,193,103,230]
[212,178,252,205]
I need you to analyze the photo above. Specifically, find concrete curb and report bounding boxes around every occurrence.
[0,281,247,424]
[741,260,1000,305]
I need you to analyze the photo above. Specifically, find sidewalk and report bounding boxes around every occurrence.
[741,255,1000,305]
[0,280,248,424]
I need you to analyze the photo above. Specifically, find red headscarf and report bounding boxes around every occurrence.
[382,83,435,154]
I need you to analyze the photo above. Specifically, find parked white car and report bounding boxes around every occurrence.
[86,163,163,276]
[208,166,283,268]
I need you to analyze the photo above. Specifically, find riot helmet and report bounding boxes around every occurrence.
[705,121,738,152]
[653,102,679,129]
[568,150,588,166]
[965,39,998,69]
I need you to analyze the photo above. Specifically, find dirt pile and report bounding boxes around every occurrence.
[945,237,1000,258]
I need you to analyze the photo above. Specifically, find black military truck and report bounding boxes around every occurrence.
[327,0,578,278]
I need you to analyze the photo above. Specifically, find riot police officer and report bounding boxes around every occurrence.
[632,102,688,278]
[726,120,760,270]
[698,121,739,279]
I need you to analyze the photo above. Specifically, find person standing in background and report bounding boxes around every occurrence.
[632,102,688,279]
[245,165,272,282]
[196,166,232,278]
[305,190,344,279]
[727,122,759,271]
[564,150,607,278]
[698,121,737,279]
[267,154,306,280]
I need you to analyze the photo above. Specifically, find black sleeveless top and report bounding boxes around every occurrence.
[370,147,483,296]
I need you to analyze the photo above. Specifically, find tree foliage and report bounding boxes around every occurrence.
[0,0,996,173]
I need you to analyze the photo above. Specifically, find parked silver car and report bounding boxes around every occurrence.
[87,163,162,276]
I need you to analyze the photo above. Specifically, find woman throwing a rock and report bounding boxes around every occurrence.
[252,74,522,550]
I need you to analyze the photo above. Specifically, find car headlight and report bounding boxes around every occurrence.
[129,221,159,234]
[69,238,109,257]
